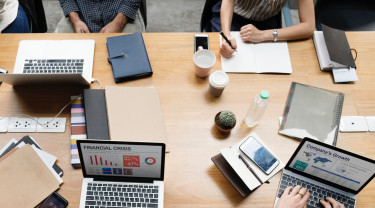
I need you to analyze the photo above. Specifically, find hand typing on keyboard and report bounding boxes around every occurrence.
[320,197,346,208]
[276,185,346,208]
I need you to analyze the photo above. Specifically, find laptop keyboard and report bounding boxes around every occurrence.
[23,59,84,74]
[277,173,355,208]
[85,182,159,208]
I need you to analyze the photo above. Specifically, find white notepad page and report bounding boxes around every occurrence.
[221,32,292,73]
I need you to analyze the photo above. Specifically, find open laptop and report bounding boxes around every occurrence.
[274,138,375,208]
[0,40,95,86]
[77,140,165,208]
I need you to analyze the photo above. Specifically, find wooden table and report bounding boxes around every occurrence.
[0,33,374,207]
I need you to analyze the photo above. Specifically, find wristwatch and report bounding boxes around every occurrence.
[273,29,278,42]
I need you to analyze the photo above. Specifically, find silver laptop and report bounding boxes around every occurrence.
[77,140,166,208]
[274,138,375,208]
[0,40,95,86]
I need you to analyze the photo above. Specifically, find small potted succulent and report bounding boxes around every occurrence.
[215,110,236,133]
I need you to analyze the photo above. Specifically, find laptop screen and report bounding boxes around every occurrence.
[287,139,375,193]
[77,140,165,181]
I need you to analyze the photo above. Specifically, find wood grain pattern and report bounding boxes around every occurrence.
[0,33,374,207]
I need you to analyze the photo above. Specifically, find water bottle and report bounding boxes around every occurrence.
[244,90,270,127]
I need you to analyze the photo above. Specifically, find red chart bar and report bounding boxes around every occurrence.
[100,157,103,165]
[90,156,93,165]
[105,160,108,165]
[95,155,98,165]
[110,162,112,166]
[115,164,117,166]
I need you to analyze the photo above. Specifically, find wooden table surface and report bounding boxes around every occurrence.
[0,33,374,208]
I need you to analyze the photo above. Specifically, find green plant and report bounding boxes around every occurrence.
[219,110,236,129]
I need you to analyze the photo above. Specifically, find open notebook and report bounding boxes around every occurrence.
[221,32,292,74]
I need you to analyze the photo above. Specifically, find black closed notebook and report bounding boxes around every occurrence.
[83,89,110,140]
[106,32,153,83]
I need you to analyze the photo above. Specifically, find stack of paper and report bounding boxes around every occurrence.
[0,136,63,208]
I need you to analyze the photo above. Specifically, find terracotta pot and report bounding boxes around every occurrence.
[214,112,236,134]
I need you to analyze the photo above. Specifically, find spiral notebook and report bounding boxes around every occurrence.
[279,82,344,146]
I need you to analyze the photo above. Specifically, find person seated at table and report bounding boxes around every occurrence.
[56,0,145,33]
[0,0,30,33]
[277,185,346,208]
[213,0,315,58]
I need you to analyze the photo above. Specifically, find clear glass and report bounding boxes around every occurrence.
[244,94,270,127]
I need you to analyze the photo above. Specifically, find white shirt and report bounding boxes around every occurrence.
[0,0,19,32]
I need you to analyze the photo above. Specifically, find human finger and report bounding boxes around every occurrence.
[320,200,332,208]
[282,186,293,197]
[290,185,302,196]
[229,37,237,49]
[240,24,253,31]
[325,197,340,207]
[300,191,310,204]
[298,187,308,196]
[220,44,232,58]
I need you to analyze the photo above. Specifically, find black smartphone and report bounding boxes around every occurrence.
[39,192,68,208]
[194,34,209,52]
[239,136,280,175]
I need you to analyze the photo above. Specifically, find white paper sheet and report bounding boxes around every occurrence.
[221,32,292,73]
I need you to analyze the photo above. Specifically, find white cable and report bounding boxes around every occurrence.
[12,94,82,127]
[93,78,102,89]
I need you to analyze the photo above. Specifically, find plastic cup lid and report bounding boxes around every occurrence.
[209,71,229,89]
[260,90,269,99]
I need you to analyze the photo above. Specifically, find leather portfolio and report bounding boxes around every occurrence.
[83,89,110,140]
[106,32,153,83]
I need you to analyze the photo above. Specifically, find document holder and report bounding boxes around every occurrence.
[211,133,284,197]
[313,24,356,71]
[212,154,252,197]
[106,33,153,83]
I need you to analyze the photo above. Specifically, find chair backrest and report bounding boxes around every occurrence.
[315,0,375,31]
[140,0,147,27]
[200,0,220,32]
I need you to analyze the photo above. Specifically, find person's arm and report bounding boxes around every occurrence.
[240,0,315,42]
[68,12,90,33]
[100,0,140,33]
[220,0,237,58]
[59,0,90,33]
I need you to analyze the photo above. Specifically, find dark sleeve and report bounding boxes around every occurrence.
[59,0,80,17]
[118,0,141,20]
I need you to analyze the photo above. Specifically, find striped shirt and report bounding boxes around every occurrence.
[233,0,287,21]
[59,0,140,33]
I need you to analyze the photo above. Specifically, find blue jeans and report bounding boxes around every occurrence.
[2,4,30,33]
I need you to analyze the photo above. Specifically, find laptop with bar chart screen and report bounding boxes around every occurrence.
[77,140,166,208]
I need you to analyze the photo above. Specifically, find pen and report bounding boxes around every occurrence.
[238,154,268,184]
[219,31,236,51]
[80,29,85,33]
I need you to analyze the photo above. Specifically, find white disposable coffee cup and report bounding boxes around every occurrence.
[193,49,216,78]
[209,70,229,97]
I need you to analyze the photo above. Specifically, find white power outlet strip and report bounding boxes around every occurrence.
[36,117,66,133]
[8,117,38,132]
[0,117,10,132]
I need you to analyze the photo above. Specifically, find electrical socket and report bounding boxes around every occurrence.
[36,117,66,133]
[8,117,37,132]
